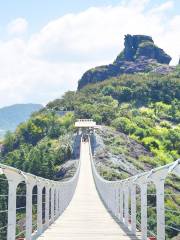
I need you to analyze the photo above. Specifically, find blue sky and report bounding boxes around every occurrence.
[1,0,122,33]
[0,0,179,107]
[0,0,179,34]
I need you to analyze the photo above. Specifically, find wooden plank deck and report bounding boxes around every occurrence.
[38,141,140,240]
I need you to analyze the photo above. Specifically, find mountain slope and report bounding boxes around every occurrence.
[0,103,43,138]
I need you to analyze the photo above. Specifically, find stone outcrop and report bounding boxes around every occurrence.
[78,34,173,89]
[115,34,171,64]
[92,126,154,181]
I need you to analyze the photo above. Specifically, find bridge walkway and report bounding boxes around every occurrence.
[38,141,139,240]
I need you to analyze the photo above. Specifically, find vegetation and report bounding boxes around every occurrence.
[1,112,75,179]
[48,72,180,167]
[0,68,180,239]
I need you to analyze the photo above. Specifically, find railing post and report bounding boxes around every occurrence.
[58,188,62,215]
[155,180,165,240]
[109,187,113,212]
[51,187,55,223]
[4,169,23,240]
[114,186,119,217]
[7,181,18,240]
[62,186,64,208]
[64,186,68,209]
[106,186,109,209]
[130,183,136,235]
[104,185,108,208]
[140,183,147,240]
[55,187,59,218]
[124,185,129,228]
[112,186,116,215]
[150,168,170,240]
[45,185,50,228]
[26,182,34,240]
[37,184,43,235]
[117,187,120,219]
[60,187,64,214]
[119,185,124,222]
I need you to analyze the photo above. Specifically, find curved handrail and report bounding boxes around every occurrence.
[89,135,180,240]
[0,143,81,240]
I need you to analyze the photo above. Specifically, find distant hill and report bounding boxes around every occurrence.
[0,103,43,138]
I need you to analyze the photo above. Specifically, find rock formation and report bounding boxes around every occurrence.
[115,34,171,64]
[78,34,173,89]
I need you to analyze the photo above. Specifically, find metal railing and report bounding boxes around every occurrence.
[76,119,94,122]
[89,136,180,240]
[75,119,96,126]
[0,155,80,240]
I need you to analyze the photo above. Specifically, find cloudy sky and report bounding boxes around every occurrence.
[0,0,179,107]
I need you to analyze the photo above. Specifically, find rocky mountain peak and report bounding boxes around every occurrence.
[115,34,171,64]
[78,34,173,90]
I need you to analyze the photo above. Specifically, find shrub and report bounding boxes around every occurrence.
[112,117,136,134]
[142,136,161,151]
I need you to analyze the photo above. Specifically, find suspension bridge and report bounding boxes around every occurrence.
[0,119,179,240]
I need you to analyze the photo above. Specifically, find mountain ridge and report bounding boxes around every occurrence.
[0,103,43,138]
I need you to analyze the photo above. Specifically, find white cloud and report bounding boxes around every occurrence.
[7,18,28,35]
[151,1,174,13]
[122,0,150,11]
[0,1,179,107]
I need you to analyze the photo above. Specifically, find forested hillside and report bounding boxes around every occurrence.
[1,112,75,179]
[48,70,180,167]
